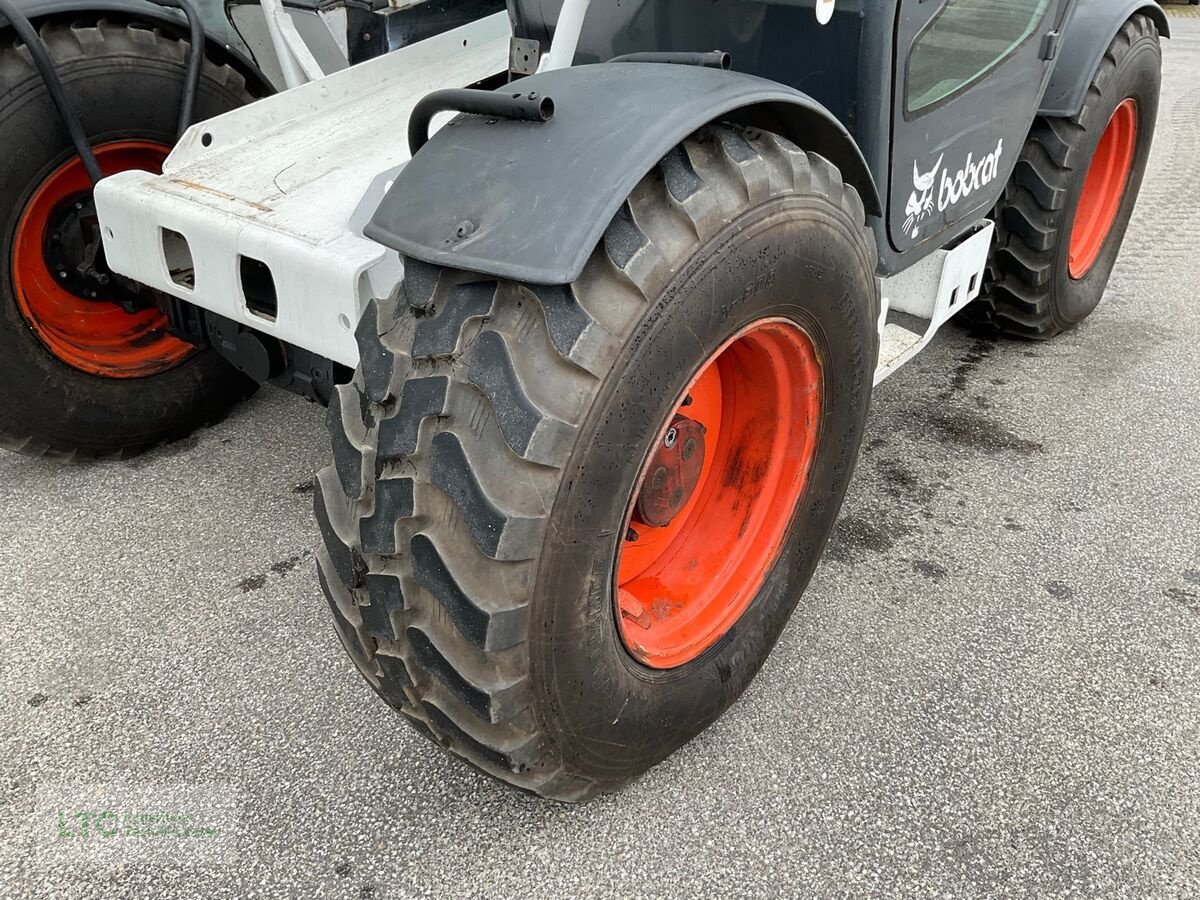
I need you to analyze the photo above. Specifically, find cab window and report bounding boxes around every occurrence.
[907,0,1053,114]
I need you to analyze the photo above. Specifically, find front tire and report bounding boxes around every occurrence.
[0,20,260,459]
[968,15,1161,338]
[317,125,879,800]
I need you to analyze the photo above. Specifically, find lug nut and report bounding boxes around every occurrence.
[664,427,678,448]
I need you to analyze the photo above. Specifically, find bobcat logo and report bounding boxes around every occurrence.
[903,154,942,239]
[902,139,1005,242]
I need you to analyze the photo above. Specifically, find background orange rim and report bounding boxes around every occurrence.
[11,141,194,378]
[1069,98,1138,280]
[614,319,823,669]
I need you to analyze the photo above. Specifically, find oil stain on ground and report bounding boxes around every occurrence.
[920,408,1044,456]
[827,513,915,564]
[1045,580,1074,599]
[942,339,995,398]
[913,559,948,581]
[1165,586,1198,613]
[238,573,268,593]
[827,448,953,564]
[270,553,307,575]
[238,550,312,592]
[877,458,936,504]
[828,338,1040,567]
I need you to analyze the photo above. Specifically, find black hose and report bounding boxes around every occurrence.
[0,0,103,183]
[408,88,555,155]
[147,0,204,138]
[607,51,732,70]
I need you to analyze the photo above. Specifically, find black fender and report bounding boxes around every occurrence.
[366,63,881,286]
[0,0,275,94]
[1039,0,1168,118]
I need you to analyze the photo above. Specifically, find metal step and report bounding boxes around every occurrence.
[878,320,926,378]
[873,223,994,385]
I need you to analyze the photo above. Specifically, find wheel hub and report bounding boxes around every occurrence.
[631,415,707,530]
[614,318,823,669]
[42,191,113,303]
[11,141,195,378]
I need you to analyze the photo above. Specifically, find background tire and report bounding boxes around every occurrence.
[0,19,260,459]
[967,15,1161,338]
[316,125,879,800]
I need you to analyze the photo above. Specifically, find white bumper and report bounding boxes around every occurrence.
[94,13,511,368]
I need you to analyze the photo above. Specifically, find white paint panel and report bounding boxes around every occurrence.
[95,14,511,368]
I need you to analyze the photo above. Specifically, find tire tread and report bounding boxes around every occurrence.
[967,13,1158,339]
[316,124,875,800]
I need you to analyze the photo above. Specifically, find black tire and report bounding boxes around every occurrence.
[0,19,260,459]
[967,15,1161,338]
[316,125,879,800]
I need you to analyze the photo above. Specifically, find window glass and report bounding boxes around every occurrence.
[907,0,1053,114]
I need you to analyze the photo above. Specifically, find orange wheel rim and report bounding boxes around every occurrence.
[1069,98,1138,280]
[11,141,195,378]
[614,318,823,669]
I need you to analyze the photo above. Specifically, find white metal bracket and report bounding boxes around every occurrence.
[261,0,329,88]
[94,14,511,368]
[874,222,994,385]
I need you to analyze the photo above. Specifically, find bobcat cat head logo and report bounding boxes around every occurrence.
[903,154,942,239]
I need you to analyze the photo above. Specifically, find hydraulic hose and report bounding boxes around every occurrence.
[0,0,102,183]
[0,0,204,180]
[147,0,205,138]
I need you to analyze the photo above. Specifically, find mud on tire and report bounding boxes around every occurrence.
[316,124,879,800]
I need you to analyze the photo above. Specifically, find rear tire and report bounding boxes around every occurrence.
[0,20,259,459]
[316,125,879,800]
[967,15,1161,338]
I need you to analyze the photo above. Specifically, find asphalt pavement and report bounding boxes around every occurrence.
[2,16,1199,900]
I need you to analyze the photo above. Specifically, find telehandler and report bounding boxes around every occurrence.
[1,0,1167,799]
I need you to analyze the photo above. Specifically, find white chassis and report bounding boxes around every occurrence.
[93,2,990,382]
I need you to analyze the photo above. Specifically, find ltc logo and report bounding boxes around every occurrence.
[902,139,1005,240]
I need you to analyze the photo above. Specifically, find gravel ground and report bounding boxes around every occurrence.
[3,17,1199,900]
